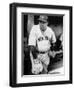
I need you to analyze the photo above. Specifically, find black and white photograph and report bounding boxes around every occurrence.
[22,14,63,75]
[10,3,72,87]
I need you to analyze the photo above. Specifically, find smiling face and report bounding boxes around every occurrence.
[39,21,48,31]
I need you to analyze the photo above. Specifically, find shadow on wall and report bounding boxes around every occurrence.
[50,25,63,38]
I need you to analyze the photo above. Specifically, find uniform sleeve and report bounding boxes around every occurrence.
[51,30,56,44]
[28,26,36,46]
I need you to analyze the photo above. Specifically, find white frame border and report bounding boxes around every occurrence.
[16,7,70,84]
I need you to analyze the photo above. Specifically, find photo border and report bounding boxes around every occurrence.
[10,3,72,87]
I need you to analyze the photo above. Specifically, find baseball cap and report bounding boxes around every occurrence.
[38,15,48,23]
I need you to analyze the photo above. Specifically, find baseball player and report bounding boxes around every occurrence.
[28,15,56,74]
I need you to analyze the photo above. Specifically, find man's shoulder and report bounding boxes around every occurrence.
[47,26,54,33]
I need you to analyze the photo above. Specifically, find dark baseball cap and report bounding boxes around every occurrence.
[38,15,48,23]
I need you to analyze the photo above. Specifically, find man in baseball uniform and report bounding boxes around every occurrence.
[28,15,56,74]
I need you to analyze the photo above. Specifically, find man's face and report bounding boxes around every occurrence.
[39,21,48,31]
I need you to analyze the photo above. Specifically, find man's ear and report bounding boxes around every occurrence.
[46,22,48,25]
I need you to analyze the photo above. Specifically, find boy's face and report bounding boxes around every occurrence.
[39,21,48,31]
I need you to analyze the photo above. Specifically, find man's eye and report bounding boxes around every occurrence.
[40,21,46,24]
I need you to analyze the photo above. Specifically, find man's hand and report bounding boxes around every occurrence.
[49,51,56,58]
[30,52,43,74]
[52,51,56,58]
[32,59,43,74]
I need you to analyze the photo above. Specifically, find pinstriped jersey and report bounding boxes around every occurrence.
[28,25,56,52]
